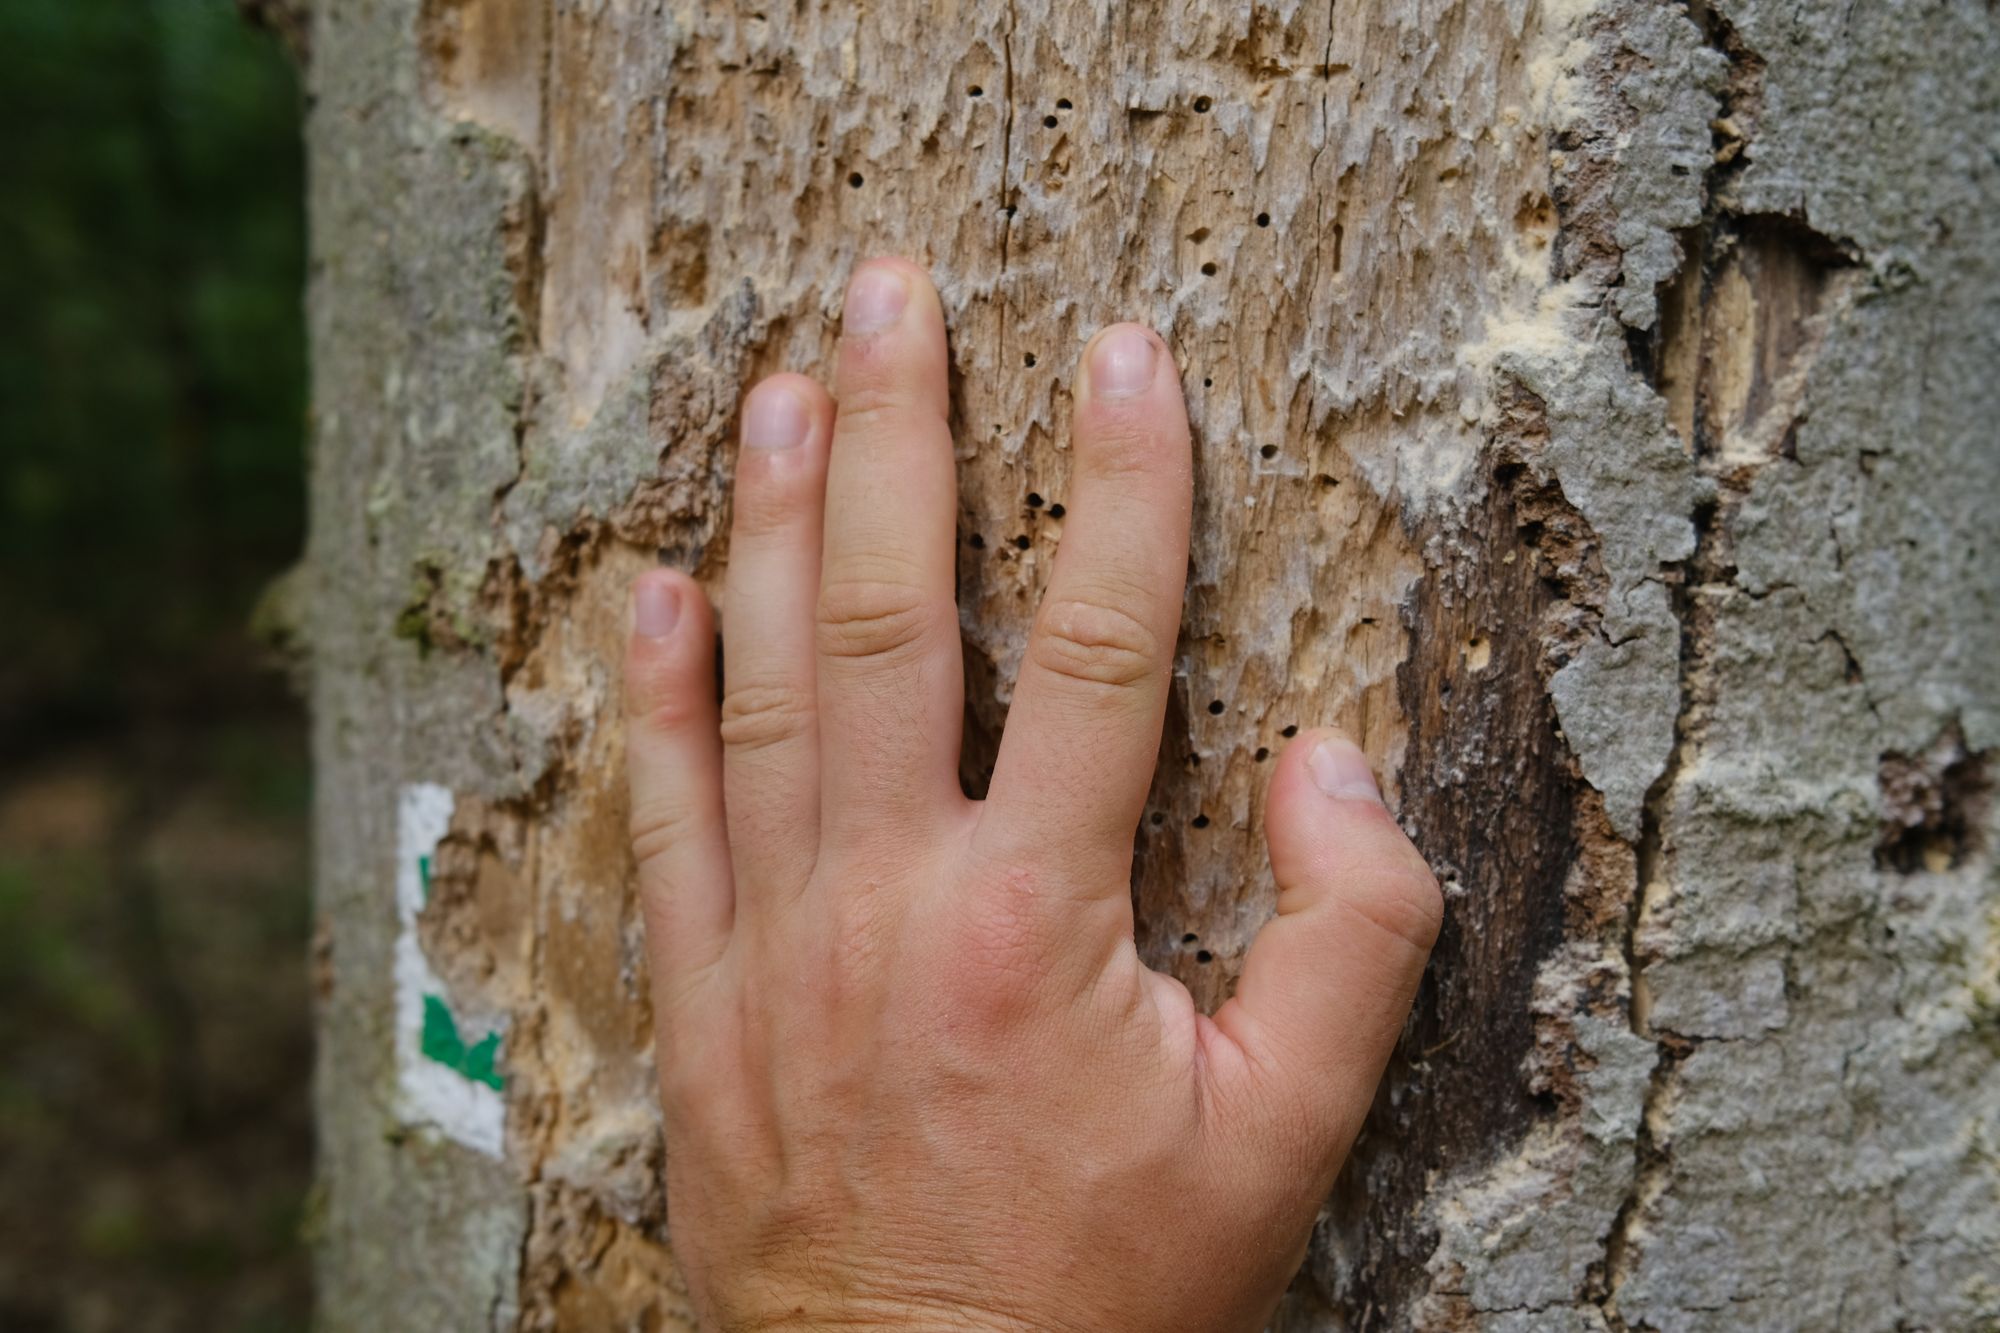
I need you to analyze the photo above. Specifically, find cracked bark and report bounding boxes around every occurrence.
[303,0,1999,1328]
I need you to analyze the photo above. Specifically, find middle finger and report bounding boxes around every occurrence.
[815,259,965,854]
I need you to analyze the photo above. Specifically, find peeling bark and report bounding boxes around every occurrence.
[305,0,1999,1328]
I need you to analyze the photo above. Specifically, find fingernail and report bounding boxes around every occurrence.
[1307,736,1383,804]
[1088,325,1158,398]
[743,382,811,450]
[843,264,909,335]
[634,577,681,639]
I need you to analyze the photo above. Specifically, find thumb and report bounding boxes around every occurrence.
[1212,729,1442,1160]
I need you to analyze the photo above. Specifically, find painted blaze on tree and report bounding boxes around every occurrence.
[304,0,1999,1328]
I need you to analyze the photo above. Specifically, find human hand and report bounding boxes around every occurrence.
[622,259,1442,1332]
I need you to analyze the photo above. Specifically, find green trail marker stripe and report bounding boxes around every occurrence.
[419,993,504,1091]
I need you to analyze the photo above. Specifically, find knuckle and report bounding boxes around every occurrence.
[654,1053,706,1118]
[1029,595,1161,691]
[939,869,1057,1022]
[816,577,933,662]
[729,466,815,543]
[628,795,709,869]
[645,940,721,1032]
[1331,858,1444,955]
[833,379,940,437]
[717,680,813,756]
[654,994,743,1120]
[1078,417,1173,482]
[625,656,707,735]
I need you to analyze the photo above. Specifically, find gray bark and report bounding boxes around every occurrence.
[303,0,1999,1327]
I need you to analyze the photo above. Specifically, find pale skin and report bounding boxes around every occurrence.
[622,259,1443,1332]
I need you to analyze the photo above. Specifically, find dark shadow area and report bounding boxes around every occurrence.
[0,2,312,1328]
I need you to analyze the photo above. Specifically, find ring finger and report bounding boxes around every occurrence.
[719,373,835,899]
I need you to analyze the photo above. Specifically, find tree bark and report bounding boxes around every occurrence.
[303,0,1999,1328]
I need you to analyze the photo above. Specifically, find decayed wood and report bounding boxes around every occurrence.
[305,0,2000,1328]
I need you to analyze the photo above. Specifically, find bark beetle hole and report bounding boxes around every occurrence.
[1202,377,1213,388]
[1207,699,1224,714]
[969,85,984,97]
[1193,96,1213,113]
[1317,473,1339,488]
[1056,98,1072,110]
[1200,261,1218,277]
[1254,746,1270,761]
[1150,811,1166,827]
[968,533,985,549]
[1027,492,1044,508]
[1181,932,1198,944]
[847,172,864,188]
[1043,114,1059,128]
[1024,352,1037,367]
[1281,724,1298,737]
[1191,814,1210,829]
[1047,503,1065,519]
[1195,950,1214,964]
[1255,211,1271,227]
[1259,444,1278,459]
[1012,534,1030,550]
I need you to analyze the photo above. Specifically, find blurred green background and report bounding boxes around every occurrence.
[0,1,313,1329]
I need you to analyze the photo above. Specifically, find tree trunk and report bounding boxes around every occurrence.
[303,0,1999,1327]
